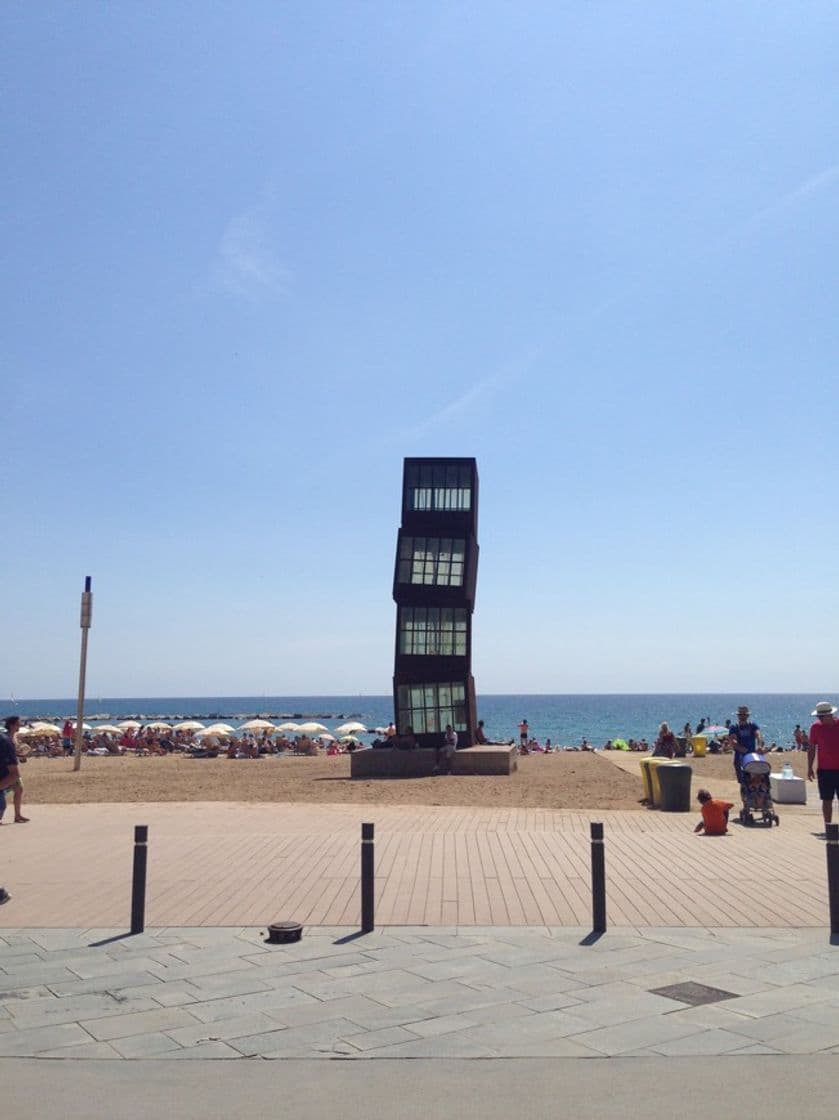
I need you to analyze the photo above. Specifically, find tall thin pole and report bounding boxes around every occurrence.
[73,577,93,773]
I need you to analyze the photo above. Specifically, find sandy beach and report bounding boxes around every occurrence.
[14,749,810,810]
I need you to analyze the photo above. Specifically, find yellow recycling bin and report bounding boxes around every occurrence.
[691,736,707,757]
[647,758,668,808]
[639,757,654,803]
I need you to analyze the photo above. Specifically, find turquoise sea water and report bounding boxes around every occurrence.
[0,693,827,748]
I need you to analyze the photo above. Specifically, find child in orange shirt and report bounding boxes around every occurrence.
[694,788,733,835]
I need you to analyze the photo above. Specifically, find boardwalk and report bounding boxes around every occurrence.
[1,799,828,929]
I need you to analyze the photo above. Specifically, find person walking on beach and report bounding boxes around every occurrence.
[0,717,29,823]
[435,724,457,774]
[728,705,763,784]
[518,719,529,747]
[652,722,676,758]
[807,701,839,829]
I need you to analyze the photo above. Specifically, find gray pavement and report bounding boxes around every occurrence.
[5,1056,839,1120]
[2,924,839,1060]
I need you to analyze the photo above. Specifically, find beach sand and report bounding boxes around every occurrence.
[15,749,810,811]
[18,751,644,810]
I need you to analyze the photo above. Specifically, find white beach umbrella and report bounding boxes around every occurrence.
[296,722,328,735]
[72,722,92,731]
[195,726,231,739]
[275,722,300,733]
[32,722,62,734]
[16,726,43,738]
[92,725,122,735]
[117,720,142,729]
[205,722,236,734]
[173,721,205,731]
[334,721,368,735]
[339,734,361,744]
[239,719,276,732]
[318,732,336,742]
[145,721,172,731]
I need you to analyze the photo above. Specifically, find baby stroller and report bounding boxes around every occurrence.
[738,753,780,827]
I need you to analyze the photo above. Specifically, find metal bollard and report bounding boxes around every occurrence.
[590,821,607,933]
[361,822,375,933]
[131,825,148,934]
[827,824,839,937]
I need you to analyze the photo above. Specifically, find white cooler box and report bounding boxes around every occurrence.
[769,774,807,805]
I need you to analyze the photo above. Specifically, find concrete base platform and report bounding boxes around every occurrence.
[451,744,517,775]
[350,748,438,778]
[350,745,516,778]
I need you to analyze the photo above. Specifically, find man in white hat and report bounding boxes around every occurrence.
[808,701,839,828]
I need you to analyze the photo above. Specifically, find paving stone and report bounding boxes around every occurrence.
[493,965,588,997]
[27,931,95,951]
[365,1033,500,1059]
[0,965,80,989]
[406,984,528,1018]
[729,1042,784,1055]
[518,992,587,1013]
[230,1017,360,1057]
[0,935,41,950]
[403,1013,479,1038]
[562,980,642,1003]
[186,985,318,1024]
[111,1031,184,1058]
[406,957,514,984]
[0,985,54,1002]
[658,1003,761,1032]
[0,1022,93,1056]
[567,991,684,1028]
[766,1020,839,1054]
[493,1036,601,1058]
[159,1041,242,1059]
[342,1025,420,1052]
[37,1040,124,1059]
[243,951,376,977]
[0,954,44,968]
[44,971,164,998]
[278,994,403,1030]
[80,1006,200,1041]
[165,1011,282,1047]
[182,973,273,1000]
[115,982,199,1007]
[69,952,190,979]
[339,1000,437,1032]
[570,1014,705,1056]
[8,992,159,1029]
[651,1028,758,1056]
[144,958,256,984]
[724,984,836,1019]
[466,1001,536,1025]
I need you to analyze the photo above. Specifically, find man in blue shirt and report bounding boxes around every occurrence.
[728,705,763,779]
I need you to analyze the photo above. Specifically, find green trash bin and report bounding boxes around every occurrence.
[658,762,692,812]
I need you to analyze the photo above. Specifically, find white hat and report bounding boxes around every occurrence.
[812,701,838,717]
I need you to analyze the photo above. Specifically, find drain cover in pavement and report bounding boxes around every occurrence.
[649,982,737,1006]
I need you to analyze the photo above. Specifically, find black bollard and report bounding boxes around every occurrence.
[827,823,839,937]
[361,822,375,933]
[590,821,607,933]
[131,824,148,934]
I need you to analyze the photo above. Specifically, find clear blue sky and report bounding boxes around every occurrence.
[3,2,837,698]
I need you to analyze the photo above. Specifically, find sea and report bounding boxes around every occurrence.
[0,694,825,748]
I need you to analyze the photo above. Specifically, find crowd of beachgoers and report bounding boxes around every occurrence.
[12,712,807,762]
[13,718,373,760]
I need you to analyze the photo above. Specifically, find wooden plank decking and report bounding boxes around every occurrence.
[0,800,828,929]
